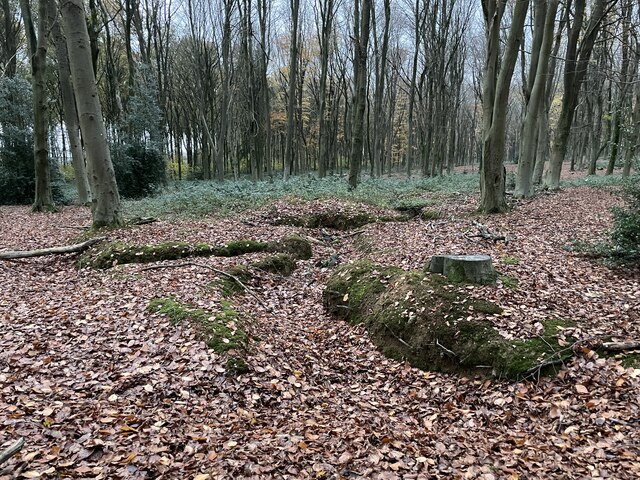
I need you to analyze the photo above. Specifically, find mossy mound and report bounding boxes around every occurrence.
[78,235,312,269]
[268,235,313,260]
[252,253,297,275]
[148,298,249,373]
[273,211,403,230]
[393,199,439,220]
[323,260,573,379]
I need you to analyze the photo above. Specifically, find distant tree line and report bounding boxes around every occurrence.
[0,0,638,221]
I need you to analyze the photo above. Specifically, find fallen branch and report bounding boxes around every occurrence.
[0,438,24,466]
[466,221,507,243]
[0,237,106,260]
[599,340,640,352]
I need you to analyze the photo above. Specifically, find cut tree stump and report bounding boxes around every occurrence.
[0,237,105,260]
[428,254,497,285]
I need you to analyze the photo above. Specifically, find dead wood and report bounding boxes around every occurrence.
[0,237,106,260]
[0,438,24,466]
[466,221,507,243]
[599,340,640,352]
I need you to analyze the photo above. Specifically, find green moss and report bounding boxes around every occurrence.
[619,354,640,368]
[323,260,403,322]
[393,199,432,218]
[252,253,297,275]
[420,209,441,220]
[78,236,311,269]
[323,262,573,379]
[215,240,269,257]
[501,255,521,265]
[498,274,519,290]
[226,357,250,375]
[268,235,313,260]
[147,298,247,356]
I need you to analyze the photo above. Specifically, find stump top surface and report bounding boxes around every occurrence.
[444,255,491,262]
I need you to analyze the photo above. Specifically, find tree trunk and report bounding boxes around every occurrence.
[479,0,529,213]
[283,0,299,181]
[21,0,54,211]
[515,0,559,198]
[544,0,607,189]
[49,0,91,204]
[61,0,122,228]
[349,0,372,189]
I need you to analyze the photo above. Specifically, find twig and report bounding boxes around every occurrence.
[469,220,507,243]
[435,339,457,357]
[0,438,25,466]
[137,262,264,306]
[383,323,413,350]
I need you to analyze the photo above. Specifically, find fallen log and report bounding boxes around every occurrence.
[0,438,24,466]
[466,221,507,243]
[0,237,105,260]
[600,340,640,352]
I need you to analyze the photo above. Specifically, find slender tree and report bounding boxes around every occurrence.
[479,0,529,212]
[60,0,122,227]
[348,0,372,189]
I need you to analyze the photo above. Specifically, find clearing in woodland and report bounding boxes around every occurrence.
[1,175,639,479]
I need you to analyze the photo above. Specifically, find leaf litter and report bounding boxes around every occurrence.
[0,185,639,479]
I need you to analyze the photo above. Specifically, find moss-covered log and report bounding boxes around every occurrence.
[323,260,573,379]
[78,235,312,269]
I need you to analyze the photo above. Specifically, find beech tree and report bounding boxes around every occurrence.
[348,0,372,189]
[20,0,53,211]
[60,0,122,227]
[543,0,609,189]
[479,0,529,212]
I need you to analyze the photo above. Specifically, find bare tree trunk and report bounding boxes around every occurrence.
[544,0,608,189]
[283,0,300,181]
[317,0,334,179]
[515,0,559,198]
[479,0,529,213]
[606,2,632,175]
[21,0,54,211]
[348,0,372,189]
[49,0,91,204]
[61,0,122,227]
[1,0,20,77]
[371,0,390,178]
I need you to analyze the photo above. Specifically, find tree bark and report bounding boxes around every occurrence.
[515,0,559,198]
[21,0,54,211]
[61,0,122,228]
[544,0,608,189]
[283,0,299,181]
[479,0,529,213]
[348,0,372,189]
[49,0,92,204]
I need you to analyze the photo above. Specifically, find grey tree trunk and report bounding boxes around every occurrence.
[515,0,559,198]
[61,0,122,228]
[348,0,372,189]
[544,0,607,190]
[21,0,53,211]
[371,0,390,178]
[1,0,20,77]
[49,0,91,204]
[283,0,300,181]
[479,0,529,213]
[317,0,334,179]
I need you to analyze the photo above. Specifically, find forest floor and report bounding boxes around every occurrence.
[1,180,639,479]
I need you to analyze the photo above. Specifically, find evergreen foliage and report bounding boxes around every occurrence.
[111,66,166,198]
[609,175,640,264]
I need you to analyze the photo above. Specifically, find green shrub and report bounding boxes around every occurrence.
[608,177,640,264]
[112,142,166,199]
